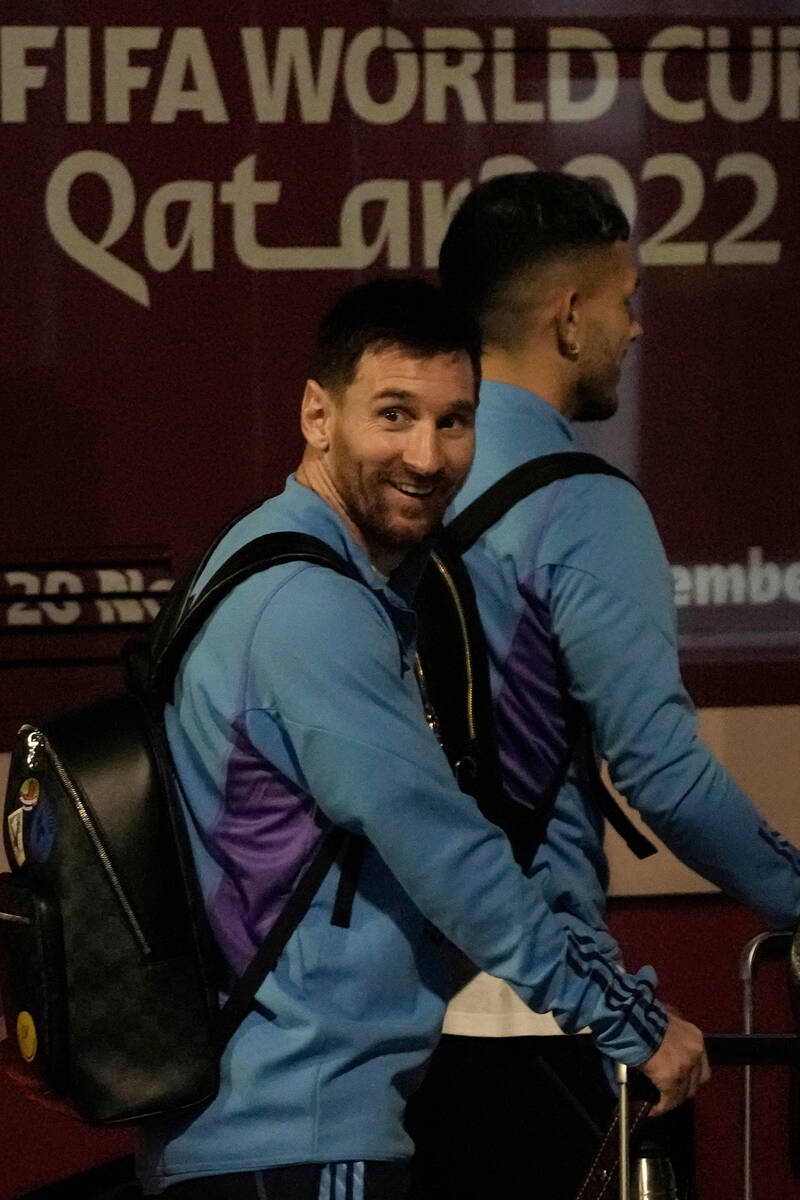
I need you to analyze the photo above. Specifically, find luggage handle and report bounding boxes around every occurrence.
[574,1064,655,1200]
[617,1063,631,1200]
[576,1032,800,1200]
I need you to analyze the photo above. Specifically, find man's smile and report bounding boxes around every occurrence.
[389,480,437,498]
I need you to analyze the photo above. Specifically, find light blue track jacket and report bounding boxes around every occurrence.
[450,383,800,976]
[138,474,670,1191]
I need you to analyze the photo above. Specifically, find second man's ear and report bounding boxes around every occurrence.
[300,379,333,451]
[555,289,581,362]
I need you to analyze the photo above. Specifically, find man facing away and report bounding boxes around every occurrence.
[405,172,800,1198]
[137,277,707,1200]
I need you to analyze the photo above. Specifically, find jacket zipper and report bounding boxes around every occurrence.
[21,725,152,957]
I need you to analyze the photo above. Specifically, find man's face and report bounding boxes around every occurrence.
[324,346,476,571]
[571,240,642,422]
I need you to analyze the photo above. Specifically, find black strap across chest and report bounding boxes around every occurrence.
[149,531,354,699]
[447,451,637,553]
[427,451,656,863]
[132,528,362,1052]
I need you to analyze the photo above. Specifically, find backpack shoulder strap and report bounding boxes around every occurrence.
[574,727,657,861]
[150,531,353,701]
[135,526,363,1050]
[437,452,655,862]
[446,451,636,553]
[213,824,352,1052]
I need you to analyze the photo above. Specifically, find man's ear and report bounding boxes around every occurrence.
[554,287,581,362]
[300,379,334,451]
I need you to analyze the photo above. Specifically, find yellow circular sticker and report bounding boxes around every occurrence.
[16,1011,38,1063]
[18,778,40,809]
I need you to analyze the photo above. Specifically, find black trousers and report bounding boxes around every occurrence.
[405,1035,694,1200]
[157,1162,412,1200]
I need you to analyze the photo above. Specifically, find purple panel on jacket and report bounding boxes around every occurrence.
[208,718,325,975]
[493,579,574,814]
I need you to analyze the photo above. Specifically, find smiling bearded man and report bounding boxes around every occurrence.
[297,344,476,574]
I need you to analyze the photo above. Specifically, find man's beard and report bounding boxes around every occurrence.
[338,476,449,568]
[570,376,620,423]
[357,496,445,558]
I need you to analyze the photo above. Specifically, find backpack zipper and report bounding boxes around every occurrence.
[24,727,44,771]
[21,725,152,957]
[414,654,442,745]
[428,551,477,742]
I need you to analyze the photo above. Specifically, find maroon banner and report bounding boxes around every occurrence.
[1,1,799,732]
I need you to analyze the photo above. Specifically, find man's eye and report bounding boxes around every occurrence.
[439,411,473,431]
[381,408,400,422]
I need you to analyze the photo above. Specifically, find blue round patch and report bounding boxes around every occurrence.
[28,797,56,864]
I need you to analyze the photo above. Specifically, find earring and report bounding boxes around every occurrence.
[564,342,580,361]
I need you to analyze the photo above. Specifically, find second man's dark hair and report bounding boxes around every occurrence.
[439,171,630,345]
[313,276,482,396]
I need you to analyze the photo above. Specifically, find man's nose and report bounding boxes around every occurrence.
[630,316,643,342]
[403,422,442,475]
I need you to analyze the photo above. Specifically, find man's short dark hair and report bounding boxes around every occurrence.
[314,276,481,395]
[439,171,630,348]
